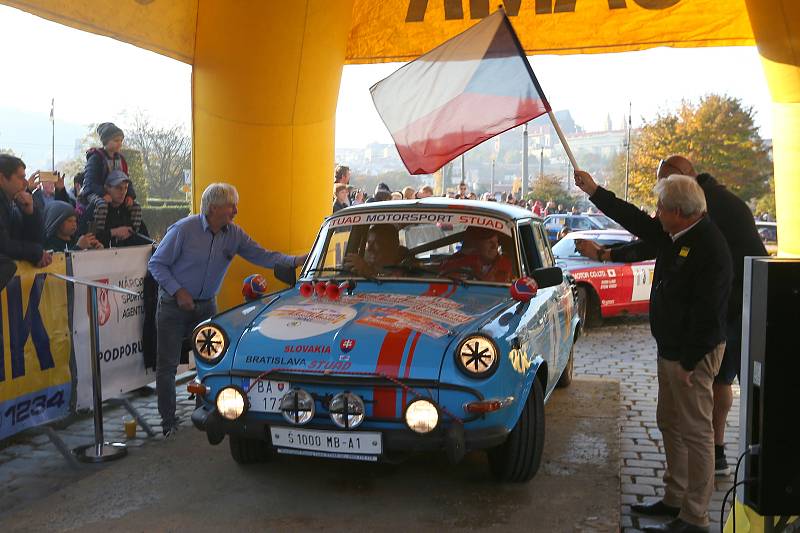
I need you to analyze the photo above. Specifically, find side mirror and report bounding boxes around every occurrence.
[532,266,563,289]
[274,263,297,288]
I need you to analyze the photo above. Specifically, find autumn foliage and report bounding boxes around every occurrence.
[612,95,772,210]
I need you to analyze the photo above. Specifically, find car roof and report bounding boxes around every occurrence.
[544,214,594,219]
[558,229,634,241]
[328,198,539,222]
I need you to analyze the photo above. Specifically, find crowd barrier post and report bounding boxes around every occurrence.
[54,274,137,463]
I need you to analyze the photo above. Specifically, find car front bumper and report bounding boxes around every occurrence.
[191,403,509,461]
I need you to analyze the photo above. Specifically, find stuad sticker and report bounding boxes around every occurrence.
[327,210,512,236]
[257,303,357,340]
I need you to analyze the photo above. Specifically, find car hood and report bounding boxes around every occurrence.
[228,281,512,380]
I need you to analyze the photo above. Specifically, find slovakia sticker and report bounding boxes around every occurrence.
[257,303,357,340]
[340,338,356,353]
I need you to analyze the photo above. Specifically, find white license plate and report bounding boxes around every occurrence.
[270,427,383,455]
[247,379,289,412]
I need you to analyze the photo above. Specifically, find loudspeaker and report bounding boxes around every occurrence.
[741,257,800,515]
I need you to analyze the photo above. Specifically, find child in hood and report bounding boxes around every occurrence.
[79,122,142,234]
[43,201,103,251]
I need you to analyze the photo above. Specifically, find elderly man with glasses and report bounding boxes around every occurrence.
[575,155,766,480]
[574,169,732,533]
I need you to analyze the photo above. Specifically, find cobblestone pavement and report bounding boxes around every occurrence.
[0,386,197,520]
[574,316,739,532]
[0,318,740,531]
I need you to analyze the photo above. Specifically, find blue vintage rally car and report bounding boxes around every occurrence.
[190,198,580,482]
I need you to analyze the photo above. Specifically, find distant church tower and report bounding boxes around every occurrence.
[605,113,613,132]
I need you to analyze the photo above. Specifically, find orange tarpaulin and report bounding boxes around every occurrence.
[4,0,755,64]
[346,0,755,63]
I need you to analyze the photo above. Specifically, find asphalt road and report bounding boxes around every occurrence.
[1,378,619,532]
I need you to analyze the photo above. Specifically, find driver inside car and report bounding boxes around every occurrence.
[343,224,403,277]
[441,227,513,282]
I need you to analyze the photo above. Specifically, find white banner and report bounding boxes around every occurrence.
[71,246,155,410]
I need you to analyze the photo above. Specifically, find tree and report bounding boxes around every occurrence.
[754,175,776,219]
[615,95,772,209]
[124,114,191,200]
[526,174,577,208]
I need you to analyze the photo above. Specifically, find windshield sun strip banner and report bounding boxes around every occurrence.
[327,211,512,236]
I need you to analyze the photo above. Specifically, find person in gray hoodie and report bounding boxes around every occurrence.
[43,201,103,252]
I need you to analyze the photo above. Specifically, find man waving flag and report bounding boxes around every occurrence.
[371,9,552,175]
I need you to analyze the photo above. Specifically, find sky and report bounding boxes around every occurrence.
[0,5,775,160]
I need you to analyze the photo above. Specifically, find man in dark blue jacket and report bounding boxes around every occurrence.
[0,155,51,290]
[575,169,731,533]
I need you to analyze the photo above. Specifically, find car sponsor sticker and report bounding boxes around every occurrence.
[340,338,356,352]
[257,303,357,340]
[327,211,512,236]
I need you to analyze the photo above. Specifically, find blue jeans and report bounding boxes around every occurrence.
[156,291,216,429]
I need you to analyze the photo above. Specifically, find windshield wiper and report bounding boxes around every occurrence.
[305,267,355,276]
[305,266,379,284]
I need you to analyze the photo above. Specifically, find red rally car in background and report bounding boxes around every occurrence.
[551,230,654,327]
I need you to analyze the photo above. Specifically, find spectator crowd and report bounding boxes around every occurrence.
[1,122,152,291]
[331,164,583,217]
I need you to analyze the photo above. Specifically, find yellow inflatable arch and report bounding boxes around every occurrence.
[2,0,797,313]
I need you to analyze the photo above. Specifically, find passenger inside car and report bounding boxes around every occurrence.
[440,227,513,282]
[343,224,403,277]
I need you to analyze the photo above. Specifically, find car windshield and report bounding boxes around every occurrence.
[552,236,633,258]
[587,214,623,230]
[305,210,520,284]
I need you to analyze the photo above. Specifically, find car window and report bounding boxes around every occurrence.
[756,224,777,243]
[534,223,555,267]
[588,214,623,230]
[544,215,564,229]
[569,217,593,231]
[518,221,543,273]
[308,210,520,284]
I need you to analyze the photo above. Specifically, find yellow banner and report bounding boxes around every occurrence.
[346,0,755,63]
[0,255,72,440]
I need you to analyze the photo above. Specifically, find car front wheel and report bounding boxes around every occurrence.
[488,376,545,482]
[228,434,270,464]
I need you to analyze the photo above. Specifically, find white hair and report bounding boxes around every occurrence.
[653,174,706,218]
[200,183,239,215]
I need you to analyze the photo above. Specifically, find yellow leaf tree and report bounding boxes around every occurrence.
[619,95,772,209]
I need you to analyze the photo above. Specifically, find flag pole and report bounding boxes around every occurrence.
[547,110,579,172]
[498,7,579,173]
[50,98,55,170]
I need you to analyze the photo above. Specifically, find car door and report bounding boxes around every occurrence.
[517,220,560,394]
[532,223,573,387]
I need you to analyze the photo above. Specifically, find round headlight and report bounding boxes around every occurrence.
[216,386,247,420]
[193,324,227,363]
[455,335,499,378]
[405,399,439,434]
[279,388,315,425]
[329,392,365,429]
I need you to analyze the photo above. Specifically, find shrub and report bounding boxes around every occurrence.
[142,205,190,241]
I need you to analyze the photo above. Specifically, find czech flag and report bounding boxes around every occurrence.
[370,9,551,175]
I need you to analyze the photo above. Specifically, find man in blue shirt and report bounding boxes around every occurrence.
[148,182,307,437]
